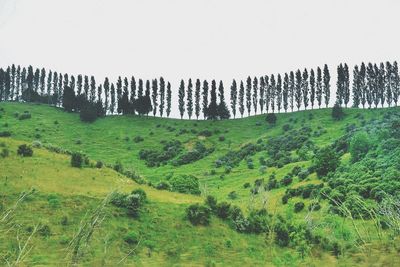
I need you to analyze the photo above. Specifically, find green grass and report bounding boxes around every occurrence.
[1,102,400,266]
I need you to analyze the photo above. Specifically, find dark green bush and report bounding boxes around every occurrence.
[0,131,11,137]
[133,136,144,143]
[266,113,277,124]
[186,204,211,226]
[38,225,51,237]
[80,103,98,122]
[219,136,225,142]
[17,144,33,157]
[124,231,139,245]
[71,152,84,168]
[313,146,340,177]
[169,175,200,195]
[155,181,171,190]
[215,202,231,220]
[294,202,305,212]
[332,103,344,120]
[205,195,218,211]
[0,148,9,158]
[18,112,31,120]
[349,131,370,163]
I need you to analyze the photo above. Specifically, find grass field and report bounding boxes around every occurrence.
[1,102,400,266]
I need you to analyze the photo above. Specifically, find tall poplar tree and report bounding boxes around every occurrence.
[40,68,46,97]
[103,78,110,113]
[166,82,172,117]
[392,61,399,106]
[323,64,331,108]
[276,74,282,112]
[309,69,315,109]
[84,75,89,100]
[302,69,309,109]
[352,65,361,108]
[187,78,193,119]
[259,77,265,114]
[159,77,165,117]
[360,63,367,108]
[202,80,209,119]
[386,61,393,107]
[265,76,270,113]
[178,79,185,119]
[130,76,136,114]
[138,79,143,97]
[230,79,238,118]
[246,76,252,116]
[47,70,52,104]
[110,83,116,114]
[343,63,350,107]
[295,70,302,110]
[77,75,83,96]
[252,77,258,114]
[239,80,245,117]
[15,66,21,101]
[116,76,123,113]
[195,79,201,119]
[283,73,289,112]
[152,78,158,116]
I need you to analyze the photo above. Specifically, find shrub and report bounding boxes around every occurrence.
[308,202,321,211]
[186,204,211,226]
[32,140,42,148]
[38,225,51,237]
[205,195,218,211]
[294,202,305,213]
[169,175,200,195]
[95,161,103,168]
[216,202,231,219]
[114,161,124,173]
[228,191,237,200]
[332,103,344,120]
[313,146,340,177]
[110,192,128,208]
[133,136,144,143]
[282,124,291,132]
[18,112,31,120]
[266,113,277,124]
[243,182,251,188]
[349,131,370,163]
[0,131,11,137]
[60,216,68,226]
[17,144,33,157]
[198,130,213,137]
[281,175,293,186]
[71,152,84,168]
[0,148,9,158]
[80,103,98,122]
[155,181,171,190]
[126,191,146,217]
[274,220,290,247]
[298,169,309,180]
[124,231,139,245]
[219,136,225,142]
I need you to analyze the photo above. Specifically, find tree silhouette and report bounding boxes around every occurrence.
[270,74,276,113]
[309,69,315,109]
[103,78,110,113]
[295,70,302,111]
[40,68,46,97]
[152,78,158,116]
[130,76,137,114]
[77,75,83,96]
[343,63,350,107]
[46,70,52,104]
[302,69,309,110]
[265,75,270,113]
[116,76,123,113]
[283,73,289,112]
[166,82,172,117]
[202,80,209,119]
[276,74,282,112]
[195,79,201,119]
[62,85,75,112]
[159,77,165,117]
[246,76,252,116]
[230,79,238,118]
[392,61,399,106]
[110,83,116,114]
[352,65,360,108]
[187,78,193,119]
[360,63,367,108]
[178,79,185,119]
[323,64,330,108]
[138,79,143,97]
[259,77,265,114]
[239,80,245,117]
[15,66,21,101]
[205,80,218,120]
[385,61,392,107]
[84,75,89,100]
[252,77,258,114]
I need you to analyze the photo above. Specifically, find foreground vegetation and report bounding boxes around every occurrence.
[1,102,400,266]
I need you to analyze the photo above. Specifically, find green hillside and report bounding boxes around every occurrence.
[1,102,400,266]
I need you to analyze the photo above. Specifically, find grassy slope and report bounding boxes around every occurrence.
[1,102,400,266]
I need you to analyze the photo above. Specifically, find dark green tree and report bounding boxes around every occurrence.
[386,61,393,107]
[84,75,89,100]
[152,78,158,116]
[309,69,315,109]
[202,80,209,119]
[239,80,245,117]
[392,61,399,106]
[135,95,152,116]
[252,77,258,114]
[217,80,230,119]
[77,75,83,96]
[205,80,218,120]
[323,64,331,108]
[130,76,137,114]
[166,82,172,117]
[246,76,252,116]
[34,68,40,94]
[289,72,295,112]
[195,79,201,119]
[352,65,361,108]
[15,66,21,101]
[62,85,76,112]
[270,74,276,113]
[295,70,302,110]
[145,80,151,116]
[259,76,265,114]
[178,79,185,119]
[283,73,289,112]
[187,78,193,119]
[360,63,367,108]
[138,79,143,97]
[343,63,350,107]
[46,70,52,104]
[265,75,270,113]
[103,78,110,113]
[110,83,116,114]
[40,68,46,97]
[159,77,165,117]
[276,74,282,112]
[302,69,309,109]
[378,62,385,107]
[230,79,238,118]
[10,64,16,100]
[116,76,123,113]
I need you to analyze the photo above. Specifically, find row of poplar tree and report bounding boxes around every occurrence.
[0,61,399,120]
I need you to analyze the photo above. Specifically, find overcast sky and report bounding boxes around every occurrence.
[1,0,399,117]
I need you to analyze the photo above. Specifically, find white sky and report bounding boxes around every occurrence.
[1,0,399,117]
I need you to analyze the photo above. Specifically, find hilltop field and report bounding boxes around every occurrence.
[1,102,400,266]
